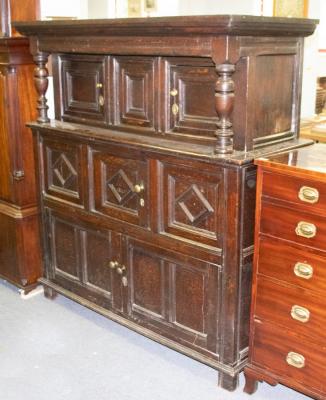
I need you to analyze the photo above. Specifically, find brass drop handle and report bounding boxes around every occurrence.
[286,352,305,369]
[133,183,145,193]
[294,262,313,280]
[116,265,126,275]
[99,95,105,106]
[295,221,317,239]
[109,261,119,269]
[291,305,310,323]
[298,186,319,204]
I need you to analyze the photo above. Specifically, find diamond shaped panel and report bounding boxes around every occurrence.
[52,153,77,188]
[177,184,214,226]
[107,169,135,205]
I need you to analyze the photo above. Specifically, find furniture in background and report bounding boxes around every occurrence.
[15,15,317,390]
[300,113,326,143]
[0,0,42,293]
[244,144,326,399]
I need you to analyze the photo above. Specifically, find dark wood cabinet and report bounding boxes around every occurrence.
[0,0,41,293]
[15,15,317,390]
[244,144,326,399]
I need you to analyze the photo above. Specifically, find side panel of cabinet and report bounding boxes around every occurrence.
[125,238,221,355]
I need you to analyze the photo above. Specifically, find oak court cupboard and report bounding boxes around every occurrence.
[14,15,317,391]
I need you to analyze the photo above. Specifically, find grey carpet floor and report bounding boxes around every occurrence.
[0,279,310,400]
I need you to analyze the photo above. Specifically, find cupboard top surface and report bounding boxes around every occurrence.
[14,15,317,38]
[255,143,326,179]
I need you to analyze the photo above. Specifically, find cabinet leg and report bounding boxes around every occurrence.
[243,370,258,394]
[218,371,238,391]
[43,286,57,300]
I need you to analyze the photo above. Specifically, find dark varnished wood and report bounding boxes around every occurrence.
[1,0,39,37]
[245,144,326,399]
[0,4,41,294]
[15,16,317,391]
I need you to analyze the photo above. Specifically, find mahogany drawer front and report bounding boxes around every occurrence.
[262,170,325,214]
[258,236,326,293]
[60,54,107,126]
[252,320,326,392]
[260,201,326,250]
[255,276,326,340]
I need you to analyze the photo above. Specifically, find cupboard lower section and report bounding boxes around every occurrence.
[42,208,247,389]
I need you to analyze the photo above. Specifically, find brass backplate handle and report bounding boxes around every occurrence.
[298,186,319,204]
[291,305,310,323]
[294,262,313,279]
[295,221,317,239]
[286,352,305,369]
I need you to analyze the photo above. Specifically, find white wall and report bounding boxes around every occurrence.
[178,0,258,16]
[40,0,88,19]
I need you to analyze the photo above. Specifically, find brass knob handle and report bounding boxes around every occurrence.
[295,221,316,239]
[109,261,118,269]
[286,352,305,369]
[99,95,105,106]
[170,88,178,97]
[133,183,144,193]
[298,186,319,204]
[116,265,126,275]
[294,262,313,280]
[291,305,310,323]
[13,170,25,180]
[96,83,103,88]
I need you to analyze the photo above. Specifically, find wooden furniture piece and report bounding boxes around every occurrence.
[15,16,317,390]
[244,143,326,399]
[300,116,326,143]
[0,0,41,293]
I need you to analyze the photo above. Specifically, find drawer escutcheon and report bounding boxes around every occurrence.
[291,305,310,323]
[294,262,313,279]
[295,221,317,239]
[298,186,319,204]
[286,352,305,369]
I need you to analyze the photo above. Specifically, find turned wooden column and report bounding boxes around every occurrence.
[33,52,50,123]
[214,63,235,155]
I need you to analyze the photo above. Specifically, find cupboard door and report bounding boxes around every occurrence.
[91,146,149,228]
[113,56,156,131]
[43,138,84,207]
[166,58,217,138]
[161,161,223,249]
[125,238,220,354]
[46,210,123,311]
[60,54,107,126]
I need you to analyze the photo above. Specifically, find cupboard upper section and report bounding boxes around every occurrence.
[14,15,318,154]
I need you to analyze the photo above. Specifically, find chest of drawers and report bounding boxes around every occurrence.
[244,144,326,399]
[15,15,317,391]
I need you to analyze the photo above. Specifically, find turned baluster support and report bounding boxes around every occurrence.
[214,63,235,154]
[33,52,50,123]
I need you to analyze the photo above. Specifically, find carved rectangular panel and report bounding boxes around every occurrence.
[43,138,84,206]
[91,146,149,227]
[126,238,220,353]
[166,58,217,138]
[50,215,80,281]
[113,56,156,131]
[60,54,107,125]
[162,162,223,248]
